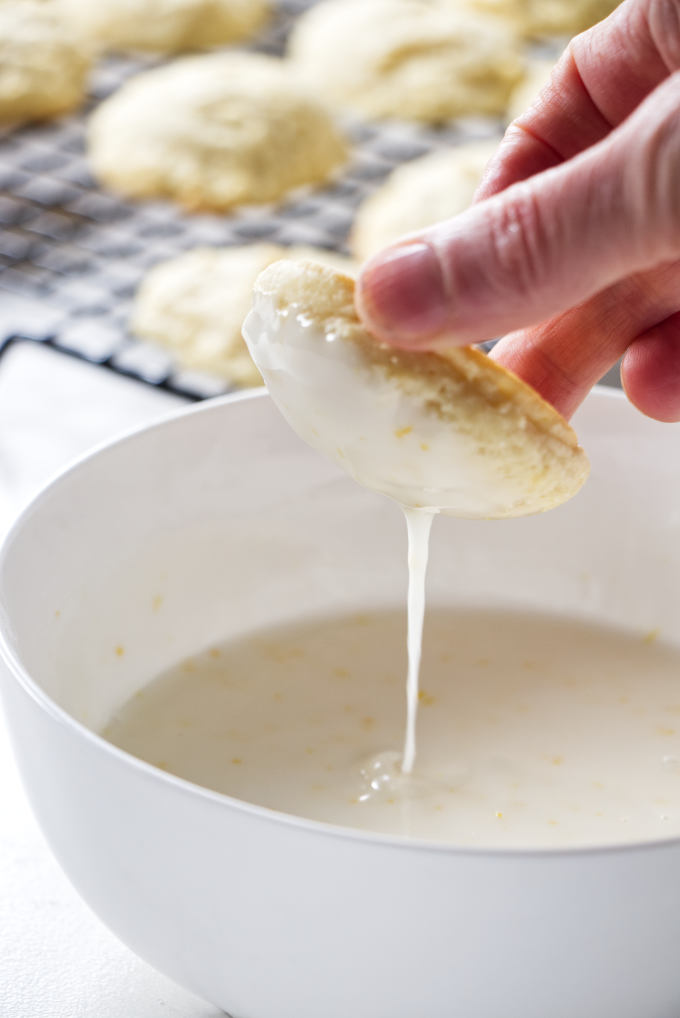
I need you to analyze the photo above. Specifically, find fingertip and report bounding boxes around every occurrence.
[355,241,450,349]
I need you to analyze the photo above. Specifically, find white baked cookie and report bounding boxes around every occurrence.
[88,53,348,211]
[352,139,499,260]
[58,0,269,54]
[506,58,555,120]
[243,260,589,518]
[463,0,618,36]
[288,0,524,122]
[0,1,92,124]
[131,244,355,386]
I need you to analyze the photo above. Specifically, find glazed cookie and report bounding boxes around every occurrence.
[131,244,355,386]
[88,53,348,210]
[58,0,270,53]
[243,260,589,519]
[0,1,92,124]
[352,140,499,259]
[463,0,618,36]
[288,0,524,122]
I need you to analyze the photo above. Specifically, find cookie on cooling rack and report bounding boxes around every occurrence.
[131,244,355,387]
[59,0,270,53]
[287,0,524,122]
[0,1,92,124]
[87,53,348,211]
[463,0,618,36]
[352,139,499,260]
[243,259,590,519]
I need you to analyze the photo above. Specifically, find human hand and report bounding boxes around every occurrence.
[356,0,680,421]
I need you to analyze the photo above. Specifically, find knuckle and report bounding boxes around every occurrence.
[630,73,680,253]
[647,0,680,71]
[484,183,550,301]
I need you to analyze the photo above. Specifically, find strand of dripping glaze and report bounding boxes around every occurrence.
[402,507,434,775]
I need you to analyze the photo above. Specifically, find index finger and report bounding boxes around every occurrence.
[477,0,678,200]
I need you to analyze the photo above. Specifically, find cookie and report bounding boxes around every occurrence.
[352,140,499,260]
[0,1,92,124]
[243,259,589,519]
[58,0,270,54]
[88,52,349,210]
[288,0,524,122]
[132,244,355,386]
[464,0,618,37]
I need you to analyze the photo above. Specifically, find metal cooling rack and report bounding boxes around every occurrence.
[0,0,508,400]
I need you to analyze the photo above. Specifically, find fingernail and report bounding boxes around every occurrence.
[357,242,449,346]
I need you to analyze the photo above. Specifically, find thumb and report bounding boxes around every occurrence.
[356,73,680,350]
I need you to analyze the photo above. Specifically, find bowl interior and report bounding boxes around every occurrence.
[2,388,680,736]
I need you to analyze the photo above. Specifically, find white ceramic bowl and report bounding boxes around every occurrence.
[2,388,680,1018]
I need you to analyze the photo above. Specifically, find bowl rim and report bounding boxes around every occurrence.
[2,384,680,861]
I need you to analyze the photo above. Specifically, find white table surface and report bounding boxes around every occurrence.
[0,340,223,1018]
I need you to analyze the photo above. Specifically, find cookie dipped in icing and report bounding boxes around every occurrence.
[242,260,589,519]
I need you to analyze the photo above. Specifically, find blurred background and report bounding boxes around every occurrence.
[0,0,619,1014]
